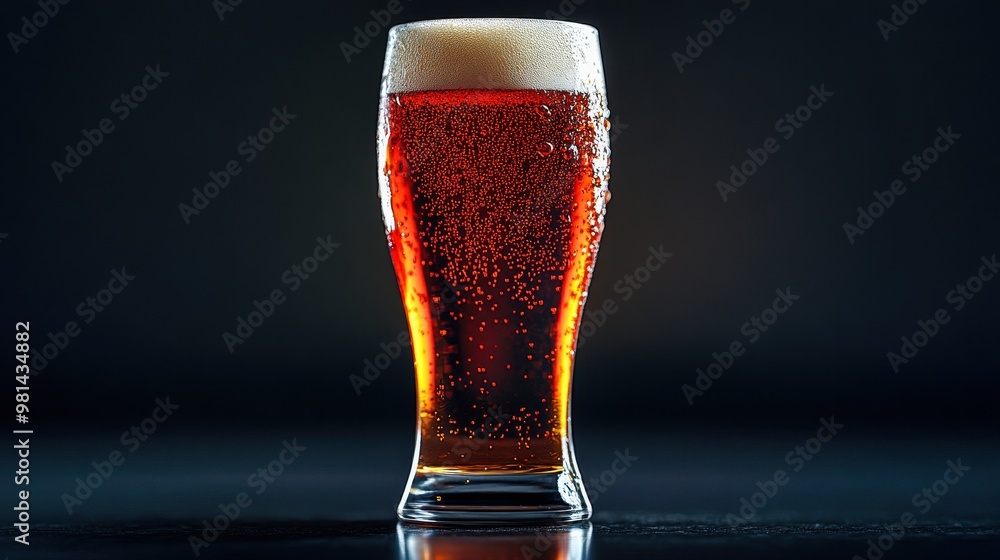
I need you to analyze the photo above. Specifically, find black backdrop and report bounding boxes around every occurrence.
[3,0,998,446]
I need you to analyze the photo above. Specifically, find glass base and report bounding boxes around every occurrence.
[398,469,592,525]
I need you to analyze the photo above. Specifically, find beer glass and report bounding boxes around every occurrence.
[377,18,611,524]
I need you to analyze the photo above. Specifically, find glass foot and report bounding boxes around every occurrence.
[398,469,592,525]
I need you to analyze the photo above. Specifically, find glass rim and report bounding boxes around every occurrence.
[388,17,599,36]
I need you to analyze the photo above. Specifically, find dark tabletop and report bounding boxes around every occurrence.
[13,516,1000,560]
[4,430,998,558]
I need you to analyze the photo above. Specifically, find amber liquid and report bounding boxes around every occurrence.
[380,89,609,473]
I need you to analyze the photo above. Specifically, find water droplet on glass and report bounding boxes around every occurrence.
[537,142,554,156]
[604,190,612,205]
[562,145,578,161]
[603,118,611,130]
[535,104,552,120]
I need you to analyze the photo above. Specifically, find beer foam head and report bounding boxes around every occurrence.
[382,18,605,93]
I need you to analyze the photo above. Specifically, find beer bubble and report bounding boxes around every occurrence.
[603,118,611,130]
[536,142,554,156]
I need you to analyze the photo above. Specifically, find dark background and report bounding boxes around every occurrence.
[2,0,999,535]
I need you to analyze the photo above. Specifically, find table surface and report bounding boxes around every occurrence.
[14,517,1000,559]
[4,430,999,558]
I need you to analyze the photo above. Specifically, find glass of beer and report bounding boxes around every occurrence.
[377,18,611,524]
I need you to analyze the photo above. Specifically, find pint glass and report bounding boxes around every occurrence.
[377,18,611,524]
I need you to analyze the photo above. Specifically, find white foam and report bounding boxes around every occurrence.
[381,18,605,93]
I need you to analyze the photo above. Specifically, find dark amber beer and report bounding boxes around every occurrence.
[378,19,610,523]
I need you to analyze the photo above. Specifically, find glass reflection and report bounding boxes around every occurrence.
[397,522,592,560]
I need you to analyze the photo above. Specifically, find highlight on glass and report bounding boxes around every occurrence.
[377,18,611,524]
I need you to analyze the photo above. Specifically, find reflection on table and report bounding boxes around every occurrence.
[396,522,591,560]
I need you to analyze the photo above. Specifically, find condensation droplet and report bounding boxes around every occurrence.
[535,104,552,120]
[537,142,554,156]
[603,118,611,130]
[395,156,409,176]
